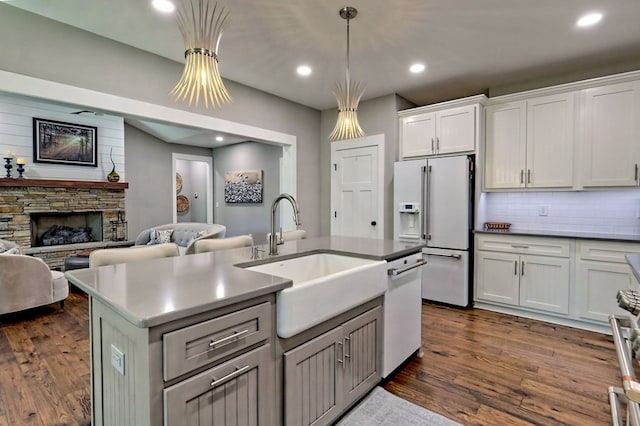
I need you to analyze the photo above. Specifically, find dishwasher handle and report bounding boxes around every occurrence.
[387,259,428,276]
[423,253,462,260]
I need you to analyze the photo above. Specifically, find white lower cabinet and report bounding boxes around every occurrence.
[283,306,382,426]
[476,251,520,306]
[574,240,640,323]
[475,235,571,315]
[476,250,570,315]
[476,235,640,329]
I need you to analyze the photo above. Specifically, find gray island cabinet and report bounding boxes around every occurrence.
[65,237,423,426]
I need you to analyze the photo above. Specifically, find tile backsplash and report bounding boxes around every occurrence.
[478,190,640,235]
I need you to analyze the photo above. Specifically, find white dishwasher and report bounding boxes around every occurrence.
[383,252,426,378]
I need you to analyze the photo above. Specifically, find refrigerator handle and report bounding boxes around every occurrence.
[421,165,427,240]
[424,165,431,241]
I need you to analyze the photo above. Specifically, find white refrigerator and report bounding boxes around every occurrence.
[393,155,473,307]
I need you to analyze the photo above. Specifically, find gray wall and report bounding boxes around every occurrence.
[319,94,413,238]
[124,124,212,239]
[0,4,321,238]
[213,142,281,243]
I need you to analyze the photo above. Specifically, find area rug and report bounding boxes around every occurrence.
[337,387,461,426]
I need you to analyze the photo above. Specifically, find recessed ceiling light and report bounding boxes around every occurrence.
[296,65,312,77]
[576,12,603,27]
[409,63,426,74]
[215,136,224,142]
[152,0,175,13]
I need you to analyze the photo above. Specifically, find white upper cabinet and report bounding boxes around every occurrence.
[399,96,485,159]
[484,93,575,190]
[436,105,477,155]
[526,93,575,188]
[581,81,640,188]
[400,113,436,158]
[485,101,527,189]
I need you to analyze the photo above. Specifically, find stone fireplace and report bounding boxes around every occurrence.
[0,178,130,269]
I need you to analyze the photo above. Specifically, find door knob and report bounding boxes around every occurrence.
[371,221,377,226]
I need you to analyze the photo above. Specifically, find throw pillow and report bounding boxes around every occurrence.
[147,228,173,245]
[187,229,209,246]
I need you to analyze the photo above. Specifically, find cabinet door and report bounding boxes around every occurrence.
[400,113,435,158]
[475,251,520,305]
[164,344,272,426]
[484,101,527,189]
[574,260,636,323]
[526,93,575,188]
[519,255,570,315]
[284,327,343,426]
[435,105,476,154]
[582,81,640,188]
[341,306,382,407]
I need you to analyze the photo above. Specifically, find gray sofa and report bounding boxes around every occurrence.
[134,223,226,255]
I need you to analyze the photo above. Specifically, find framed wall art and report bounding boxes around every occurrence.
[224,169,263,203]
[33,117,98,167]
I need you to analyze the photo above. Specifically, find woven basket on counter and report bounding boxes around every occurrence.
[484,222,511,231]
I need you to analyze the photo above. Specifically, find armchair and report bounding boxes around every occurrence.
[0,239,68,315]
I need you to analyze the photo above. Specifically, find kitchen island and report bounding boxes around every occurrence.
[65,236,424,426]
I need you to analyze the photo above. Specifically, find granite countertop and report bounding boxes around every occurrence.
[64,236,424,328]
[475,229,640,243]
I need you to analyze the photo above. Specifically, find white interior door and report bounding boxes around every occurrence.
[331,135,384,239]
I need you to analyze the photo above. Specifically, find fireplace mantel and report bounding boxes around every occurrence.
[0,178,128,189]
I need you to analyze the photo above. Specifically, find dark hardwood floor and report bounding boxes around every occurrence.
[0,292,622,425]
[0,291,91,426]
[385,302,621,425]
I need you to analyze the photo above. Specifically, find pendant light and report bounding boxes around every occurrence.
[328,6,366,141]
[170,0,232,108]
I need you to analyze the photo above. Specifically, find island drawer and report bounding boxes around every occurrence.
[163,301,271,381]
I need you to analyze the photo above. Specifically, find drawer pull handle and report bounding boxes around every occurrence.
[387,259,428,276]
[209,329,249,349]
[210,365,251,388]
[511,244,529,249]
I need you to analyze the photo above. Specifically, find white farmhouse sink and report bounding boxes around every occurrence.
[246,253,387,338]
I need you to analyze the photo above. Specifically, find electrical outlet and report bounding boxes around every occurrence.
[538,205,549,216]
[111,344,125,376]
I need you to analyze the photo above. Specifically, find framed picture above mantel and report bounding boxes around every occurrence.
[33,118,98,167]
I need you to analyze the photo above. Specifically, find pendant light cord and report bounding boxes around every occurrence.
[346,14,351,94]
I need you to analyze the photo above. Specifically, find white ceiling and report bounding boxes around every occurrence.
[5,0,640,144]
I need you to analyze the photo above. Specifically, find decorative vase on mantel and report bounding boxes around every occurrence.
[107,147,120,183]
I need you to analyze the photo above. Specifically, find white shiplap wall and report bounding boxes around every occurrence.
[480,190,640,235]
[0,93,124,181]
